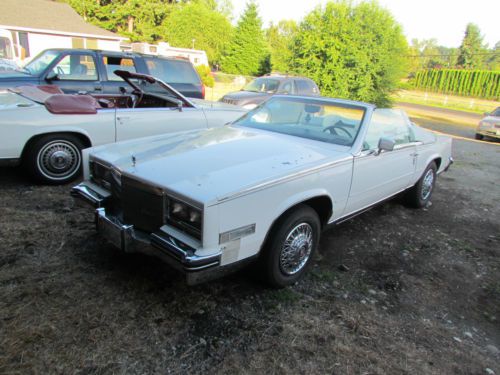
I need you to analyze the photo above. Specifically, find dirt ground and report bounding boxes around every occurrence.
[0,134,499,374]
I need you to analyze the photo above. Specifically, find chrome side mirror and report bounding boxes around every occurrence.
[378,137,395,152]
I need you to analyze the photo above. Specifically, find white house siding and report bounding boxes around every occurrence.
[27,32,72,57]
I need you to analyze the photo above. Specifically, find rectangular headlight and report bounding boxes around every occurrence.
[166,197,202,239]
[90,160,121,190]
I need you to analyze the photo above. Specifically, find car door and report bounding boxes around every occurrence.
[344,109,417,214]
[44,51,102,94]
[115,106,208,142]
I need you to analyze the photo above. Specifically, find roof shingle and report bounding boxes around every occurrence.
[0,0,124,39]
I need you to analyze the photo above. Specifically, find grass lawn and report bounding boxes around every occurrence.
[393,90,499,114]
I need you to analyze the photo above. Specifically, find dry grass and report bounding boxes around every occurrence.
[0,140,499,374]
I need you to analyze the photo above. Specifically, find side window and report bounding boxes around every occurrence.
[295,79,318,95]
[295,79,309,94]
[279,81,295,94]
[103,56,137,81]
[144,58,200,84]
[52,54,97,81]
[364,109,412,150]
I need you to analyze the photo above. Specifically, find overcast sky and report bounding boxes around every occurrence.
[231,0,499,48]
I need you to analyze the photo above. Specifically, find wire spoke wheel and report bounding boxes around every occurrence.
[421,168,434,201]
[279,222,314,275]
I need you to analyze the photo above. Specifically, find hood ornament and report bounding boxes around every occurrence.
[131,154,136,167]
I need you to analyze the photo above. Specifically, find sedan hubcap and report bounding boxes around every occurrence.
[37,141,80,180]
[279,223,313,275]
[421,169,434,200]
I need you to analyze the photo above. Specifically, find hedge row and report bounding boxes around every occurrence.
[412,69,500,100]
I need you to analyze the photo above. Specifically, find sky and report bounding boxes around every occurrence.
[231,0,499,48]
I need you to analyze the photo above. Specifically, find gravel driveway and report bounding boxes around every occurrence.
[0,135,499,374]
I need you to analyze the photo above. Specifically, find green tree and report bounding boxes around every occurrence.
[290,1,408,106]
[457,23,486,69]
[485,41,500,71]
[164,2,233,66]
[266,20,297,73]
[67,0,176,42]
[221,1,269,75]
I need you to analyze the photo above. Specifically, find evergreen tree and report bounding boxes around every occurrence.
[457,23,486,69]
[164,2,233,66]
[290,1,408,106]
[221,2,269,76]
[266,20,297,73]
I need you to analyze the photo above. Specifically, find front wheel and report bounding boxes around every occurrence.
[405,162,437,208]
[260,205,320,288]
[475,133,484,140]
[24,134,84,184]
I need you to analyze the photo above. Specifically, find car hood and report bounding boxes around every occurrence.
[190,98,246,111]
[90,126,351,205]
[221,90,270,104]
[481,115,500,124]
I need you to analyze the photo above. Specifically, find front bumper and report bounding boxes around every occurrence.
[71,183,222,284]
[476,129,500,139]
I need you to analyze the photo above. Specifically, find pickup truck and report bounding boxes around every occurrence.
[0,48,205,98]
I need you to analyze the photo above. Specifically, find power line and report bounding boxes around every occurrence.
[406,52,499,58]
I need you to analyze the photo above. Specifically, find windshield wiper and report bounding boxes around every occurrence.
[14,68,31,75]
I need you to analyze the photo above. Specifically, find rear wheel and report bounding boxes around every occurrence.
[260,205,320,288]
[24,134,84,184]
[475,133,484,140]
[405,162,437,208]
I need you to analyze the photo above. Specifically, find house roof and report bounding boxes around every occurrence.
[0,0,125,40]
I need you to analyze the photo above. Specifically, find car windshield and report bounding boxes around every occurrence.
[244,78,280,93]
[23,50,60,75]
[0,37,13,59]
[491,107,500,117]
[234,97,366,146]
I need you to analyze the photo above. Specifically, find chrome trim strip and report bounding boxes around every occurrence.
[215,156,353,204]
[330,186,409,225]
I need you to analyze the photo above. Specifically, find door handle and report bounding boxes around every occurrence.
[117,116,130,122]
[94,86,102,91]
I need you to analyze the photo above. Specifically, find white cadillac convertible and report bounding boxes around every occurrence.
[0,70,245,184]
[72,96,453,287]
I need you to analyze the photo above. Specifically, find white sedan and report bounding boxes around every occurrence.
[0,70,245,184]
[72,96,453,287]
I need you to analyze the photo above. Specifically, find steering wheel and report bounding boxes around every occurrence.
[56,66,64,75]
[130,89,143,108]
[323,120,353,139]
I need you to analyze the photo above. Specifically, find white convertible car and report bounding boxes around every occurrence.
[72,96,453,287]
[0,70,245,184]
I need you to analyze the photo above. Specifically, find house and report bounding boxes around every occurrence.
[124,42,209,66]
[0,0,126,62]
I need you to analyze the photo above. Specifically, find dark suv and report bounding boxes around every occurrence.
[0,49,204,98]
[220,75,320,109]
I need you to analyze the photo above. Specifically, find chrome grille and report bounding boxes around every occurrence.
[122,176,164,233]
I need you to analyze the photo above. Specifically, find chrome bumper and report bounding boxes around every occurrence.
[71,183,222,284]
[443,156,454,172]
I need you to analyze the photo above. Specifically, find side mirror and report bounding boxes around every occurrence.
[378,137,395,152]
[45,71,58,81]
